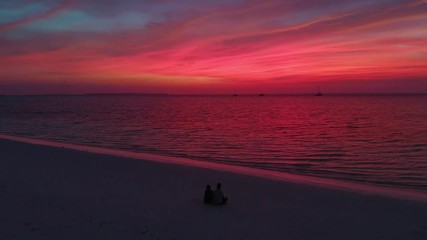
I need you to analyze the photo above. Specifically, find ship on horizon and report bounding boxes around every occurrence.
[315,88,323,96]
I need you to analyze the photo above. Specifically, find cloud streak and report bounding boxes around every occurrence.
[0,0,427,94]
[0,0,76,33]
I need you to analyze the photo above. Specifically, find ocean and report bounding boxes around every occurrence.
[1,94,426,192]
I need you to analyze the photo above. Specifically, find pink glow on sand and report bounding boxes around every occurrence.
[1,134,426,202]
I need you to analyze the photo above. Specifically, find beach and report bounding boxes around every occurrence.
[1,136,426,240]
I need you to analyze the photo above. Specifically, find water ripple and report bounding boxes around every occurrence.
[1,95,426,191]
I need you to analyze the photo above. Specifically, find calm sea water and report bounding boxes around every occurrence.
[1,95,427,191]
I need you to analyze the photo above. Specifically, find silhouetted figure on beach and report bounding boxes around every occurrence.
[204,184,214,204]
[213,182,228,205]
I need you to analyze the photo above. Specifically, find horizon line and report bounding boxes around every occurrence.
[1,92,427,97]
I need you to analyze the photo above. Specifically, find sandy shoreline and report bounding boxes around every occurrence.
[1,136,427,239]
[2,134,426,202]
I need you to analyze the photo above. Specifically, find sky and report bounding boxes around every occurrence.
[0,0,427,94]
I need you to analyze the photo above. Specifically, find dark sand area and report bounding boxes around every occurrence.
[1,137,426,239]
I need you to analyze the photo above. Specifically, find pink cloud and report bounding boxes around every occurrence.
[1,0,427,94]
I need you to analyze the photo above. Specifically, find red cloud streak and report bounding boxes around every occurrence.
[0,0,426,94]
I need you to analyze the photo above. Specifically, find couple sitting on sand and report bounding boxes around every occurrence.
[204,182,228,205]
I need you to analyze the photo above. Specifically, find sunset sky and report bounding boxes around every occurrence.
[1,0,427,94]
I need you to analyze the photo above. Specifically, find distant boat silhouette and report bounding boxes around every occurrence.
[315,89,323,96]
[259,93,264,96]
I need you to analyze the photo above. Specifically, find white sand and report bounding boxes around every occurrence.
[0,135,426,240]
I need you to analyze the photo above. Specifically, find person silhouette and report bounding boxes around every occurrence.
[204,184,214,204]
[213,182,228,205]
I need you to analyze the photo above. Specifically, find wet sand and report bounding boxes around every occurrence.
[0,136,426,239]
